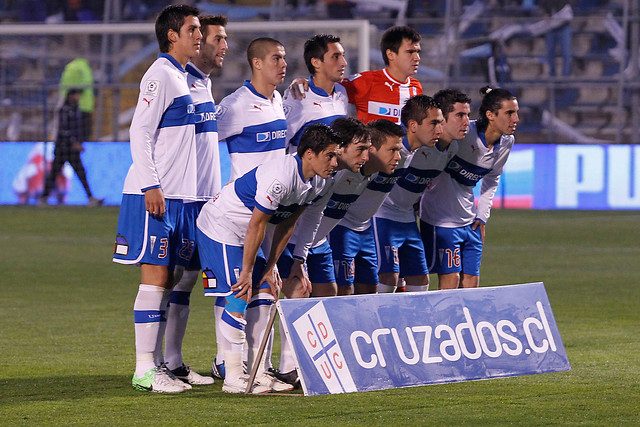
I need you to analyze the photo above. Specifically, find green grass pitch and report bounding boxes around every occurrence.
[1,206,639,425]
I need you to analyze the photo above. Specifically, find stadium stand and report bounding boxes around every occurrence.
[0,0,638,144]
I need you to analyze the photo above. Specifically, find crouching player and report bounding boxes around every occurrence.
[420,86,518,289]
[196,124,340,393]
[373,94,446,292]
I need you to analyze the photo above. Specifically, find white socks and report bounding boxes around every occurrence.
[164,269,199,370]
[133,284,166,377]
[219,310,247,383]
[245,293,275,375]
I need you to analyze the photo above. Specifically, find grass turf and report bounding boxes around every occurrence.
[1,206,639,425]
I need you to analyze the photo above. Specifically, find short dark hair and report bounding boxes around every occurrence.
[400,94,440,127]
[330,117,369,147]
[303,34,341,75]
[380,26,421,66]
[247,37,284,70]
[477,85,517,131]
[297,123,342,157]
[199,14,227,39]
[433,89,472,119]
[155,4,200,53]
[367,119,406,149]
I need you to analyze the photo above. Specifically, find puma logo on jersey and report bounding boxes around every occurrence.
[252,104,263,111]
[384,82,394,91]
[313,102,322,108]
[470,145,478,152]
[142,98,153,106]
[421,151,430,159]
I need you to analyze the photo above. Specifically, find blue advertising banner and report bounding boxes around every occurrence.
[1,141,637,209]
[277,283,570,396]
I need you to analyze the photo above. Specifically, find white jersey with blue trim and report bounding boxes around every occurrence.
[375,141,458,223]
[419,121,514,227]
[216,80,287,181]
[123,53,197,199]
[339,138,417,232]
[289,168,372,261]
[186,62,221,201]
[283,76,348,154]
[197,154,328,246]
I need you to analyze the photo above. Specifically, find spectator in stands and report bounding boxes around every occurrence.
[540,0,574,77]
[486,40,514,92]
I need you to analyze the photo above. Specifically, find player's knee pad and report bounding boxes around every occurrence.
[220,310,247,345]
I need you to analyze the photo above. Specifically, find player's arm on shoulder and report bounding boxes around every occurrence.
[286,77,309,100]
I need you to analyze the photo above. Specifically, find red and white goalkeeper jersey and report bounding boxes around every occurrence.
[340,68,422,124]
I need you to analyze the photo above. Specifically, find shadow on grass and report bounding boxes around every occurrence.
[0,375,224,403]
[0,375,302,404]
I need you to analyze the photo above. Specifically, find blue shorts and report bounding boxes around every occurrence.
[373,217,428,276]
[178,201,206,270]
[113,194,186,270]
[307,240,336,284]
[276,244,294,279]
[196,228,268,297]
[329,224,378,287]
[420,220,483,276]
[278,241,336,284]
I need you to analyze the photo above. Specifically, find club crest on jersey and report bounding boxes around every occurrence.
[143,80,160,96]
[187,103,195,114]
[267,179,285,203]
[213,105,227,120]
[202,269,217,289]
[283,104,292,116]
[114,234,129,256]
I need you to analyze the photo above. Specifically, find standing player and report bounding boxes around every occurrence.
[196,124,340,393]
[216,37,288,180]
[162,14,228,387]
[112,5,201,394]
[288,26,423,125]
[373,95,446,293]
[420,86,518,289]
[283,34,348,153]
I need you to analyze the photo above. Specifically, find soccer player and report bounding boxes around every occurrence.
[216,37,288,181]
[419,86,518,289]
[196,124,340,393]
[272,117,371,387]
[331,96,440,296]
[283,34,348,153]
[162,14,228,387]
[212,36,288,383]
[288,26,422,125]
[373,95,446,293]
[112,5,201,394]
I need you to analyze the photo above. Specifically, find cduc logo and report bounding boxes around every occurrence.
[292,302,357,394]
